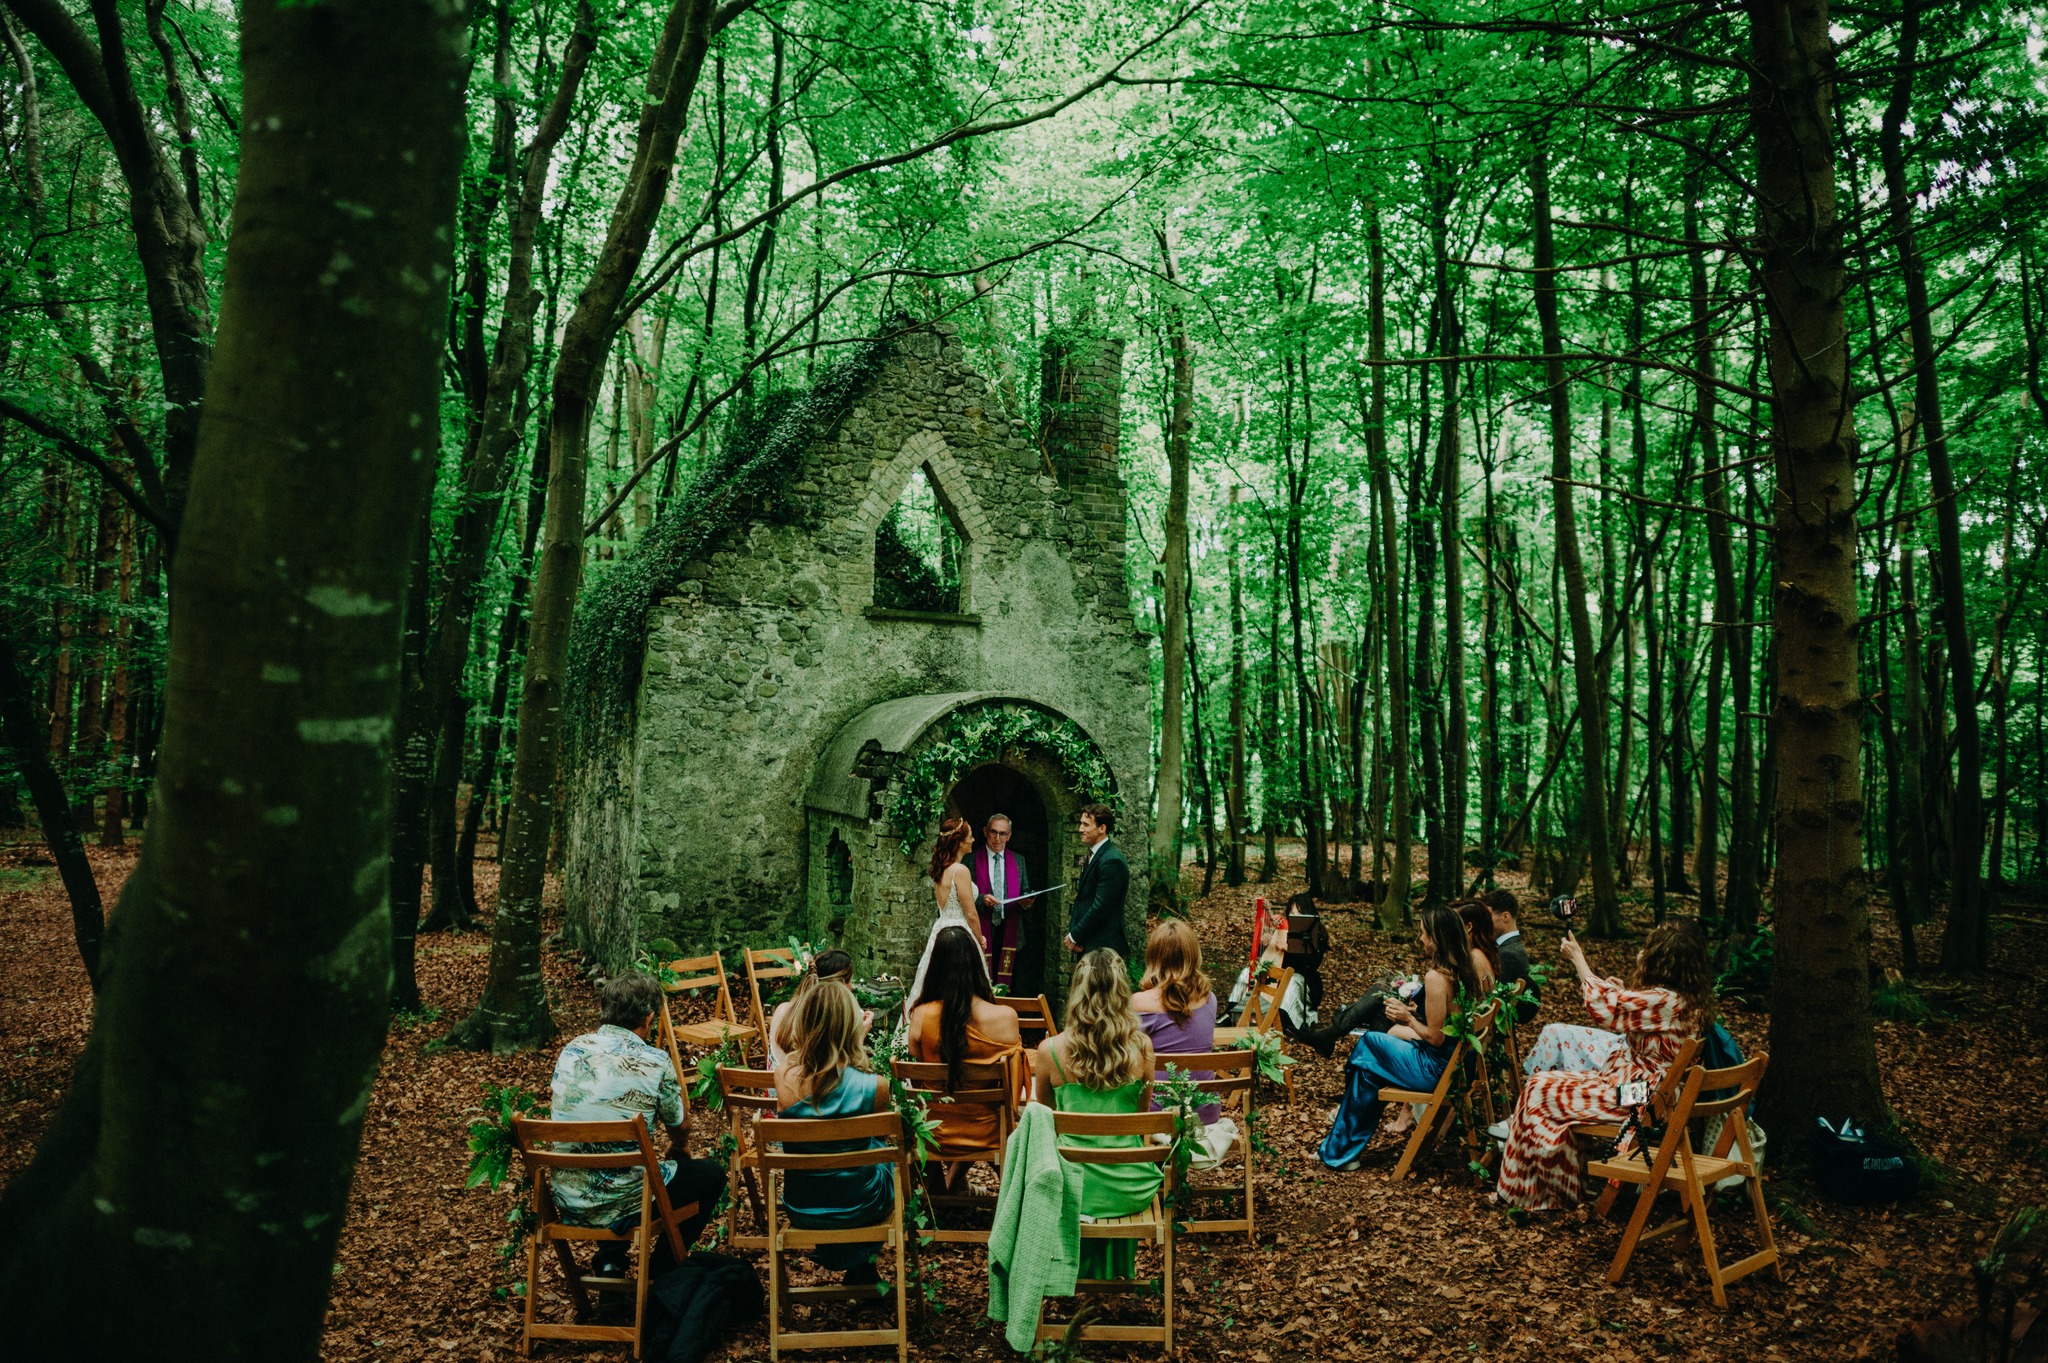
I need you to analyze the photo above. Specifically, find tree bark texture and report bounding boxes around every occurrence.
[1748,0,1887,1131]
[1151,228,1194,903]
[0,1,467,1352]
[1367,208,1411,929]
[0,623,104,986]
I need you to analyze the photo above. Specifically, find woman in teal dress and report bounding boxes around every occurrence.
[775,979,895,1284]
[1032,948,1163,1279]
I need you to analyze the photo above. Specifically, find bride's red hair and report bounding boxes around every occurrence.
[929,815,972,884]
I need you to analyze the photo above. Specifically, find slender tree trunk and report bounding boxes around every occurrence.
[1434,216,1469,898]
[1226,484,1248,886]
[451,0,727,1053]
[0,0,465,1347]
[0,624,104,986]
[1531,145,1622,936]
[1151,227,1194,905]
[1367,208,1411,929]
[1749,0,1887,1131]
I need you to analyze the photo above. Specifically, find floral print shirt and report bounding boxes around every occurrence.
[547,1024,683,1226]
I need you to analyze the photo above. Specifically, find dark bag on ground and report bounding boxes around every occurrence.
[1807,1117,1919,1204]
[644,1250,765,1363]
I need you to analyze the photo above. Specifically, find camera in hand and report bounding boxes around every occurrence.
[1549,894,1581,928]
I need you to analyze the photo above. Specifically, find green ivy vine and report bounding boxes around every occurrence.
[884,704,1118,858]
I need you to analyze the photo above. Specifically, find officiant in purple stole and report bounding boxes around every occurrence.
[969,812,1035,990]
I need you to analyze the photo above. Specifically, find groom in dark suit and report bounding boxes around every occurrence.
[1063,803,1129,959]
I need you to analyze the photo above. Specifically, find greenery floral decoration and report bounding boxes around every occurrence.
[1226,1028,1295,1086]
[886,703,1118,858]
[464,1082,549,1299]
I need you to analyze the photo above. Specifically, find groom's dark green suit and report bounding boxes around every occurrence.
[1065,838,1130,958]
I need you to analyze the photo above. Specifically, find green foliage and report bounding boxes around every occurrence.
[1714,927,1775,1009]
[1226,1028,1294,1086]
[1155,1063,1208,1228]
[1870,974,1938,1025]
[465,1082,548,1192]
[887,704,1118,858]
[390,1004,444,1032]
[564,337,895,776]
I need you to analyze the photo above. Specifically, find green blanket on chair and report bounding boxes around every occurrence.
[987,1101,1083,1352]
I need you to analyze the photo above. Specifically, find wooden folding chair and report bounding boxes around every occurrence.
[1496,981,1529,1098]
[996,993,1057,1047]
[756,1109,914,1362]
[1156,1050,1258,1240]
[510,1116,703,1359]
[1378,999,1497,1180]
[716,1066,779,1251]
[744,947,802,1051]
[1034,1107,1177,1354]
[1583,1053,1781,1307]
[888,1056,1018,1243]
[659,953,762,1072]
[1566,1038,1701,1154]
[1215,966,1297,1106]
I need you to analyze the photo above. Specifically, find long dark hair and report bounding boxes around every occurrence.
[1455,900,1500,974]
[1419,904,1485,1005]
[915,925,992,1089]
[929,815,972,885]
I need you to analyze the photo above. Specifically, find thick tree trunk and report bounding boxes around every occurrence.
[1748,0,1887,1131]
[0,1,466,1350]
[450,0,726,1053]
[1151,228,1194,904]
[1531,146,1622,936]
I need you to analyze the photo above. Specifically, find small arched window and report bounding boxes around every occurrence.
[873,464,964,613]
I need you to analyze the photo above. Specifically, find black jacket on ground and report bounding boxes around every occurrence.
[644,1251,764,1363]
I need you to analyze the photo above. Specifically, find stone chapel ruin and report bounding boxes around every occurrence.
[562,321,1151,998]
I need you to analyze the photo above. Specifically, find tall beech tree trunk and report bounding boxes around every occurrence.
[450,0,731,1053]
[1877,0,1988,972]
[0,1,466,1350]
[1687,172,1735,928]
[1530,145,1622,936]
[1226,484,1248,886]
[1151,227,1194,904]
[1366,208,1411,929]
[1433,211,1469,898]
[1748,0,1886,1131]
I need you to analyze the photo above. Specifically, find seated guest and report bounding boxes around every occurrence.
[907,924,1024,1187]
[1033,949,1163,1279]
[1456,900,1502,983]
[770,948,861,1066]
[774,979,893,1284]
[1484,889,1541,1023]
[550,971,727,1277]
[1133,919,1221,1122]
[1225,910,1313,1037]
[1495,921,1711,1210]
[1280,891,1332,1010]
[1317,906,1486,1171]
[1297,902,1490,1058]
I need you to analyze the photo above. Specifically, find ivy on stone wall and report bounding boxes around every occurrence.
[564,335,896,776]
[887,704,1119,858]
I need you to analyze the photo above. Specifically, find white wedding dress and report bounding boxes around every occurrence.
[904,872,992,1017]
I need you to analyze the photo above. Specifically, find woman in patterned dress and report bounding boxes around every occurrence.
[1494,921,1713,1210]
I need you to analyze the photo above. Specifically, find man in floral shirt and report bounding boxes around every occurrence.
[549,971,724,1275]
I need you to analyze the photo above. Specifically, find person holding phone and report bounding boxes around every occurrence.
[1493,920,1712,1210]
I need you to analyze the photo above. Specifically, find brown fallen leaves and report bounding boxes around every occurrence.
[2,836,2045,1360]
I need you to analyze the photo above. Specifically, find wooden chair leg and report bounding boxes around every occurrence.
[552,1236,595,1320]
[1390,1099,1437,1180]
[633,1224,652,1360]
[894,1211,910,1363]
[1743,1164,1783,1280]
[1685,1172,1729,1308]
[767,1182,782,1363]
[1162,1218,1175,1355]
[1605,1180,1661,1285]
[521,1223,540,1357]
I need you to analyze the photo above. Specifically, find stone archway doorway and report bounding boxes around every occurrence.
[948,762,1053,998]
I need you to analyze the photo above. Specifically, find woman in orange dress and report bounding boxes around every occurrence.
[906,923,1023,1187]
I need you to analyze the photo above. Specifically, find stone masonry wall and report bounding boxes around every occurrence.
[565,324,1151,974]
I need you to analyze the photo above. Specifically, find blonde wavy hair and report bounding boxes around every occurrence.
[789,979,864,1101]
[1061,949,1148,1090]
[1141,919,1213,1025]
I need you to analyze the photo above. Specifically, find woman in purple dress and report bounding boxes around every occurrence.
[1131,919,1221,1127]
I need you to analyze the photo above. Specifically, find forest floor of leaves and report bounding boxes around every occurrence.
[3,837,2045,1362]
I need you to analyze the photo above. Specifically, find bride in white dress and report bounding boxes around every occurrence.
[906,815,992,1014]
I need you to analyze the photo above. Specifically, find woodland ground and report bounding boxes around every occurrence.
[1,839,2042,1362]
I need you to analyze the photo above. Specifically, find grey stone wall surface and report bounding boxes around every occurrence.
[563,323,1151,979]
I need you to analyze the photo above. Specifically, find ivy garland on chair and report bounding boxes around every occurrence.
[884,705,1118,858]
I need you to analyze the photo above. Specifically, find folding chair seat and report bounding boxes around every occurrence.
[744,947,802,1052]
[716,1066,779,1251]
[659,953,761,1072]
[1154,1049,1258,1240]
[888,1057,1018,1243]
[1583,1053,1781,1307]
[756,1108,914,1362]
[1214,966,1297,1106]
[1034,1108,1177,1354]
[510,1116,703,1359]
[994,994,1057,1102]
[1378,999,1497,1179]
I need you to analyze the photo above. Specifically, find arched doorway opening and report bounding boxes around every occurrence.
[948,762,1052,998]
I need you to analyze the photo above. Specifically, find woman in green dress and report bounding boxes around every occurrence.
[1031,948,1163,1278]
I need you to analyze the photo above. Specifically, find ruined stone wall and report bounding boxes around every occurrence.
[565,324,1150,971]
